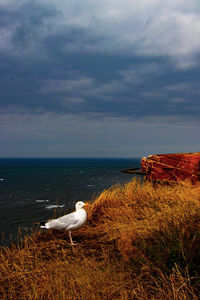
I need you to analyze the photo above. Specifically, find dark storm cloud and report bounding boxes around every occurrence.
[0,0,200,157]
[0,0,200,120]
[1,51,200,120]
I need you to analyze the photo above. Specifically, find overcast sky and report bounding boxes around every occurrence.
[0,0,200,158]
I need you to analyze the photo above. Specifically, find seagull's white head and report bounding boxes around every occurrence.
[75,201,89,211]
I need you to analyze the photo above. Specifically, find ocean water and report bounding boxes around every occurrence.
[0,158,141,246]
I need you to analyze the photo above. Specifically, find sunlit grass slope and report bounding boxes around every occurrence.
[1,179,200,299]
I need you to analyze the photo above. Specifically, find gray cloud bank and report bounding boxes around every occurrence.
[0,0,200,157]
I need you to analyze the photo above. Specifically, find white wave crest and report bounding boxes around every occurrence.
[36,199,49,203]
[45,204,65,210]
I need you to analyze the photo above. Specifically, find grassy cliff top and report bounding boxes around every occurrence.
[1,179,200,299]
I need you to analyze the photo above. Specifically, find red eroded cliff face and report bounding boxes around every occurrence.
[141,152,200,184]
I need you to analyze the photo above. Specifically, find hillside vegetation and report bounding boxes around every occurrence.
[1,179,200,299]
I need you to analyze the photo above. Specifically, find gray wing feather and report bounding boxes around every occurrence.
[45,212,79,230]
[58,213,79,227]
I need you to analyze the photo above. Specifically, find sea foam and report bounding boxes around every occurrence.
[36,199,49,203]
[45,204,65,210]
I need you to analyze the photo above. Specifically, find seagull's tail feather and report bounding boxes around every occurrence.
[40,222,48,229]
[40,220,60,230]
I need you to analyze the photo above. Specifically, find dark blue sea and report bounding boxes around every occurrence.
[0,158,141,246]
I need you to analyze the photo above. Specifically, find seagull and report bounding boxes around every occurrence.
[40,201,89,245]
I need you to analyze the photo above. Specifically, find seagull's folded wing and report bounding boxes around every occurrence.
[53,212,79,230]
[45,211,81,230]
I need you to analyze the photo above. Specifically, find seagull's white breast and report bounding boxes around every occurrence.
[67,209,87,231]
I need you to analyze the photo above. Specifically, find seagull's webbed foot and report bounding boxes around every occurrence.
[68,231,78,246]
[71,241,78,246]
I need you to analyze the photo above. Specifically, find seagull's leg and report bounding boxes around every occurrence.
[68,230,77,246]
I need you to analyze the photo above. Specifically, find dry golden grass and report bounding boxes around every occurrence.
[1,179,200,299]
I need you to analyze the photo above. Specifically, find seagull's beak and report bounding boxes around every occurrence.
[84,203,90,207]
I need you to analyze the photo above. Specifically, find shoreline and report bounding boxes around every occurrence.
[0,157,140,247]
[1,179,200,298]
